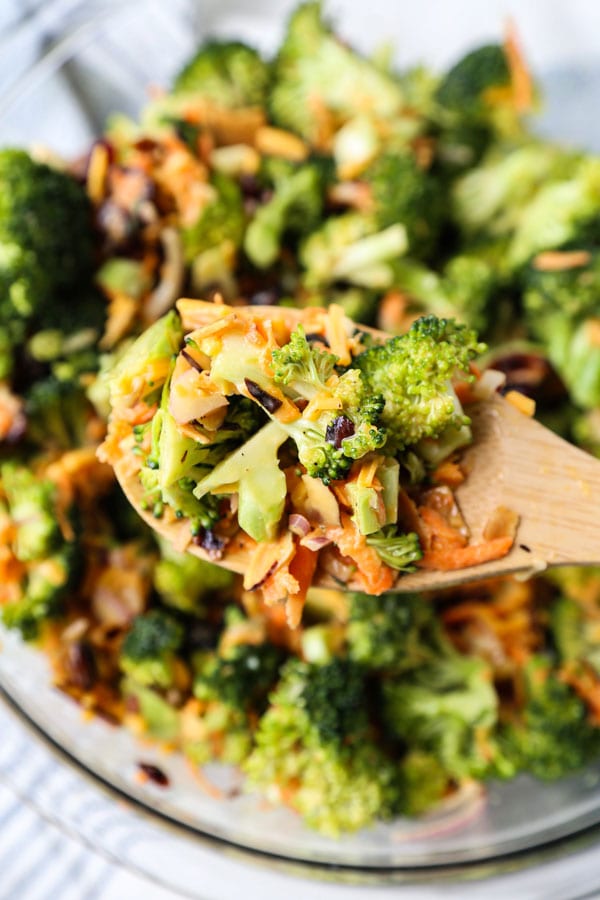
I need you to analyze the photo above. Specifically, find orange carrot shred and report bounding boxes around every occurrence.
[418,536,513,571]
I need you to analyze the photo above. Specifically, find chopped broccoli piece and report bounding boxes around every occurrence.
[523,251,600,322]
[244,159,324,268]
[0,149,102,377]
[363,153,444,260]
[271,324,338,395]
[399,750,452,817]
[300,212,408,290]
[387,257,497,335]
[521,256,600,409]
[194,642,285,713]
[110,310,183,411]
[502,656,600,779]
[173,40,271,108]
[355,316,485,453]
[184,635,285,766]
[383,652,509,780]
[122,678,180,740]
[244,658,401,835]
[24,377,96,451]
[452,143,574,241]
[365,528,422,572]
[270,1,404,144]
[181,172,245,263]
[120,609,184,688]
[193,420,288,541]
[509,157,600,266]
[346,591,436,670]
[271,327,387,483]
[436,44,510,115]
[0,462,79,639]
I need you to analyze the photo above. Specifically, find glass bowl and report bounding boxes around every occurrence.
[3,0,600,886]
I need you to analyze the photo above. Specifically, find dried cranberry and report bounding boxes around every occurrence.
[325,415,355,449]
[66,641,97,692]
[137,762,169,787]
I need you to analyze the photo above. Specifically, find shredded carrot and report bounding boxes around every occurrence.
[286,544,319,628]
[326,514,395,595]
[430,459,465,489]
[185,759,225,800]
[504,19,534,113]
[418,506,468,550]
[419,535,513,571]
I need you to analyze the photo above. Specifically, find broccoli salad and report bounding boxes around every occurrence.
[1,0,600,836]
[101,298,511,627]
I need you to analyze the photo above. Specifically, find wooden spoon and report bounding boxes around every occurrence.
[375,392,600,592]
[112,302,600,593]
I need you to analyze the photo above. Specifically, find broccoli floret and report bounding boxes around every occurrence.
[110,310,183,411]
[383,651,509,780]
[355,316,485,454]
[522,256,600,408]
[549,590,600,674]
[244,159,324,268]
[523,252,600,322]
[173,40,271,108]
[399,750,452,817]
[194,642,285,713]
[509,157,600,266]
[0,149,95,314]
[300,212,408,290]
[181,172,245,263]
[452,143,577,242]
[153,539,234,615]
[437,44,510,115]
[347,591,437,670]
[365,528,422,572]
[120,609,184,688]
[363,153,444,260]
[269,1,404,145]
[386,256,498,336]
[25,377,96,451]
[271,327,387,483]
[0,462,79,639]
[271,324,338,396]
[0,149,101,377]
[243,658,401,835]
[184,621,286,766]
[501,656,600,780]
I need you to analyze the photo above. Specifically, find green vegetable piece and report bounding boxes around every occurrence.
[123,679,180,741]
[270,2,404,143]
[181,173,245,263]
[173,40,271,108]
[0,149,102,375]
[110,310,183,406]
[120,609,184,689]
[355,316,484,453]
[244,162,324,268]
[193,420,288,542]
[436,44,509,116]
[96,258,152,300]
[501,656,600,780]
